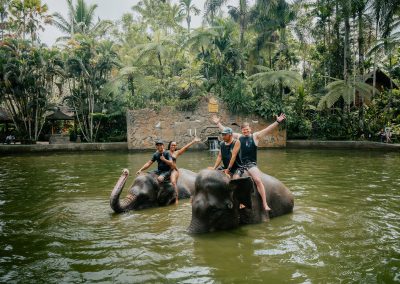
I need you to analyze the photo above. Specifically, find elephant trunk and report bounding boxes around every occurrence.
[187,217,209,234]
[110,169,136,213]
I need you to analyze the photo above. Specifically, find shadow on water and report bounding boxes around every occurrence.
[0,149,399,282]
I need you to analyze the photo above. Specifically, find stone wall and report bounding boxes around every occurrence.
[127,97,286,150]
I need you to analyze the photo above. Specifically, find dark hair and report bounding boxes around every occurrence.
[167,141,176,150]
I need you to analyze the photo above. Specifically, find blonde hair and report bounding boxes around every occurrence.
[241,122,250,129]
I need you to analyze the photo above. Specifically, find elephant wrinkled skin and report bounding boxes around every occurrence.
[188,169,294,234]
[110,168,197,213]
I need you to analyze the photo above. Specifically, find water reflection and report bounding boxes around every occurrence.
[0,150,399,282]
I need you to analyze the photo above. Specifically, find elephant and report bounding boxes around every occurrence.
[187,169,294,234]
[110,168,197,213]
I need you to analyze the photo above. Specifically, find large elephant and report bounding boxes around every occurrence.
[188,169,294,233]
[110,168,197,213]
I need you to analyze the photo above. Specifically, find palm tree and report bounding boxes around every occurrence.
[0,0,10,40]
[185,26,218,79]
[369,0,398,95]
[271,0,296,59]
[367,33,400,90]
[1,39,63,140]
[8,0,51,42]
[133,0,183,34]
[228,0,249,46]
[52,0,112,41]
[249,0,296,70]
[249,65,302,99]
[179,0,200,33]
[317,79,375,110]
[341,0,351,81]
[353,0,371,77]
[136,30,178,80]
[64,36,119,142]
[204,0,231,25]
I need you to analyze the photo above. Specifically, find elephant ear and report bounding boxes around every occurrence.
[229,177,255,209]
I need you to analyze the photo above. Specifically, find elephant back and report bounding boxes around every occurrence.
[260,173,294,217]
[177,168,198,197]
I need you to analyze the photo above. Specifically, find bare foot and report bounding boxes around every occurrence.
[264,204,271,211]
[175,199,179,205]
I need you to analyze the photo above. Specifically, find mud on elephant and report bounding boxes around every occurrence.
[188,169,294,234]
[110,168,197,213]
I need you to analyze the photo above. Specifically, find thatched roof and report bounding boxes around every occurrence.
[0,107,12,122]
[46,109,74,120]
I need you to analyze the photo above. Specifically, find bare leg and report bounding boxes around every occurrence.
[157,175,165,183]
[248,167,271,211]
[170,170,179,205]
[232,173,245,209]
[232,173,241,179]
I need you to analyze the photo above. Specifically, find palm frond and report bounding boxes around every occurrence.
[317,80,376,110]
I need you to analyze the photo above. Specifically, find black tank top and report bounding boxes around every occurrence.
[239,134,257,164]
[220,139,242,170]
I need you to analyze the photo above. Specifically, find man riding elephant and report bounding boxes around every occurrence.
[188,169,294,234]
[110,139,197,213]
[110,168,197,213]
[136,139,173,183]
[213,114,287,213]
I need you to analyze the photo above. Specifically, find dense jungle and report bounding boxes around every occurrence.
[0,0,399,142]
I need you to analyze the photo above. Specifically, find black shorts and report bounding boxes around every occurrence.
[217,166,245,177]
[242,162,257,170]
[148,169,172,181]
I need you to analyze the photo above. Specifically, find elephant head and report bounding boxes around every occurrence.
[110,168,197,213]
[187,169,294,234]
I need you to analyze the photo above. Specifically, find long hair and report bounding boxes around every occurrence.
[167,141,176,150]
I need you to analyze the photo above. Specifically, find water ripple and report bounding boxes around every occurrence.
[0,150,399,283]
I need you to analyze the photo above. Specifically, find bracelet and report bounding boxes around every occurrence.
[276,120,280,124]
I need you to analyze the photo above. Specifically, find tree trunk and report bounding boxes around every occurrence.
[357,9,365,77]
[343,1,351,82]
[372,19,379,96]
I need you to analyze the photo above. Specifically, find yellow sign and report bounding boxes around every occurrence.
[208,98,218,113]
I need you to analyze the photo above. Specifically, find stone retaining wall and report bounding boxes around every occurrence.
[286,140,400,150]
[0,142,127,154]
[1,141,398,154]
[127,97,286,150]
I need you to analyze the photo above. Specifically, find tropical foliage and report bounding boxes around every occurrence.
[0,0,399,142]
[0,39,62,141]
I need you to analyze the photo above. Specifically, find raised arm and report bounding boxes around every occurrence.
[176,137,201,157]
[223,140,241,176]
[136,160,154,175]
[254,113,286,141]
[212,115,241,139]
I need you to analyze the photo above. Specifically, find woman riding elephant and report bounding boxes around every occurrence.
[110,168,197,213]
[168,137,201,204]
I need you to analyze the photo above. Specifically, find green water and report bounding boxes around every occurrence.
[0,149,399,283]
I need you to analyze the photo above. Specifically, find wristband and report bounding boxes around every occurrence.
[276,120,280,124]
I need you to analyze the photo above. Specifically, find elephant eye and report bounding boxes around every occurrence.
[207,206,219,213]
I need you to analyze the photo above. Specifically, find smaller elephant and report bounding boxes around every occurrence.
[110,168,197,213]
[188,169,294,233]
